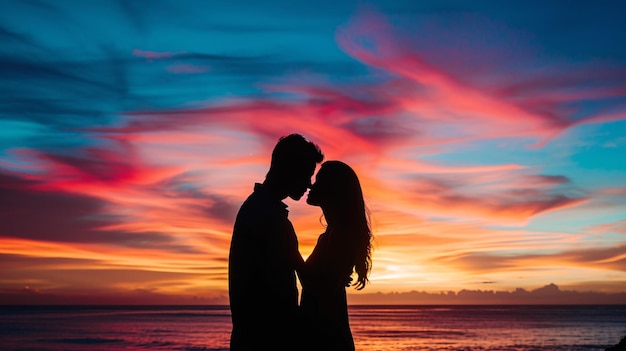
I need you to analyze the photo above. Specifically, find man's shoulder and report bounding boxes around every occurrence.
[239,191,268,213]
[236,187,285,224]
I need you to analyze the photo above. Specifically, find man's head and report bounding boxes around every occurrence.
[266,133,324,201]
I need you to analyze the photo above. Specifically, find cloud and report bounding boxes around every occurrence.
[0,250,230,305]
[152,172,240,224]
[587,219,626,235]
[348,283,626,305]
[598,187,626,197]
[398,170,587,223]
[0,172,201,253]
[0,253,101,269]
[433,244,626,273]
[525,175,571,186]
[335,8,626,147]
[1,2,624,301]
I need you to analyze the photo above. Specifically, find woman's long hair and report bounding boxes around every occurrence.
[320,161,373,290]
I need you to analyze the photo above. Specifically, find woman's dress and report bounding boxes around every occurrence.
[300,230,355,351]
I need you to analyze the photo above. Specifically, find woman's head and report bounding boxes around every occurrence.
[306,160,364,212]
[307,160,373,290]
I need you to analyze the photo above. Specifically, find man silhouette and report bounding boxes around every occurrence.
[228,133,324,350]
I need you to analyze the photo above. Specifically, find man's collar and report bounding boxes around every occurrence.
[254,183,288,210]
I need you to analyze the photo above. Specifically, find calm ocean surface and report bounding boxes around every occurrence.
[1,305,624,351]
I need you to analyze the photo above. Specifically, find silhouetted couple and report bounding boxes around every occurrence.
[228,133,373,350]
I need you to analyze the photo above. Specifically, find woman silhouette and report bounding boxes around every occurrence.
[299,160,373,351]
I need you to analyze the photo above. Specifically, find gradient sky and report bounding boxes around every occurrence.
[1,0,625,304]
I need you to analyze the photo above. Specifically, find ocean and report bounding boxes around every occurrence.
[1,305,624,351]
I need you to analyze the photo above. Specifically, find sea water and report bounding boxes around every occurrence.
[1,305,624,351]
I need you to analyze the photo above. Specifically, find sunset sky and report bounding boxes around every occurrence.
[1,0,625,304]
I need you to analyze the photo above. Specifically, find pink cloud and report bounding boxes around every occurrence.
[587,220,626,235]
[597,187,626,196]
[335,9,626,148]
[166,64,210,74]
[132,49,180,60]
